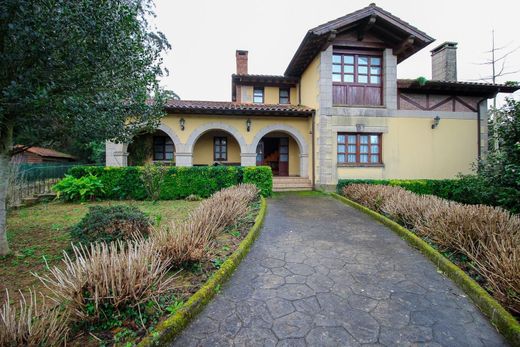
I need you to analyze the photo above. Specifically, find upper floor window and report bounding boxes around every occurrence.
[253,87,264,103]
[332,51,383,106]
[214,137,227,161]
[153,136,174,161]
[337,133,382,165]
[332,54,382,85]
[279,88,290,104]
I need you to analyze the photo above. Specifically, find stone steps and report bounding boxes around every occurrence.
[273,177,313,192]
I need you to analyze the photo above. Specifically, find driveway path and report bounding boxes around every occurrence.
[173,193,506,346]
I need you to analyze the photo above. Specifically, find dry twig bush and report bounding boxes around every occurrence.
[343,184,520,314]
[151,184,259,266]
[0,289,69,346]
[34,239,175,320]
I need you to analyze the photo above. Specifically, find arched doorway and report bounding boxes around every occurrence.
[251,124,309,177]
[256,132,300,176]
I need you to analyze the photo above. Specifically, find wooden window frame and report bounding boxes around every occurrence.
[279,88,290,104]
[332,50,383,86]
[337,132,382,166]
[153,136,174,161]
[332,49,383,106]
[253,87,264,104]
[214,136,228,161]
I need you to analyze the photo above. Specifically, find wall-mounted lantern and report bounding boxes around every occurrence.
[431,116,440,129]
[179,118,185,131]
[246,118,252,132]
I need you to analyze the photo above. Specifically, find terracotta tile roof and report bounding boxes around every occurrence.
[232,74,299,85]
[397,79,520,96]
[164,100,314,116]
[15,145,76,159]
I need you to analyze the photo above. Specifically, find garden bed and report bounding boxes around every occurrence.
[0,200,199,303]
[1,184,263,346]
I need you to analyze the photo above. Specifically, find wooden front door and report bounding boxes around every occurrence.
[278,137,289,176]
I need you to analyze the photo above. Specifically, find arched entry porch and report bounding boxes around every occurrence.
[250,124,309,178]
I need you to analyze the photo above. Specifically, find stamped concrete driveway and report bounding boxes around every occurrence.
[173,193,506,346]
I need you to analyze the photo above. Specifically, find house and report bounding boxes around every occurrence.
[12,146,77,164]
[105,3,519,190]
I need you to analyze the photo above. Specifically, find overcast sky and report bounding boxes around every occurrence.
[153,0,520,103]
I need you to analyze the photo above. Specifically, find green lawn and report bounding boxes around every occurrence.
[0,200,199,302]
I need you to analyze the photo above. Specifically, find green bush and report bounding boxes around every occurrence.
[140,164,168,201]
[67,165,273,200]
[52,174,105,201]
[69,205,151,244]
[243,166,272,197]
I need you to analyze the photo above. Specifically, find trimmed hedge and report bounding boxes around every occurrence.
[336,177,518,211]
[68,165,272,199]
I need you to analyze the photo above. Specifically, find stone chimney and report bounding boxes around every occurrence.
[236,50,248,75]
[431,42,457,81]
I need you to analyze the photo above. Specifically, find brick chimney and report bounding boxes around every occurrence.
[236,50,248,75]
[431,42,457,81]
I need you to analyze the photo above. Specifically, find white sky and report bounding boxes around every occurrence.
[153,0,520,104]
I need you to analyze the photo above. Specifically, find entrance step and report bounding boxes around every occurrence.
[273,177,313,192]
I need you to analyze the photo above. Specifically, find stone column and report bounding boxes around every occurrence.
[479,100,489,159]
[300,153,309,178]
[105,141,128,167]
[383,48,397,110]
[175,152,193,167]
[241,153,257,167]
[317,45,334,185]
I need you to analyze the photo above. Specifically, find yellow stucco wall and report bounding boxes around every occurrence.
[336,117,478,180]
[192,131,241,165]
[300,56,320,109]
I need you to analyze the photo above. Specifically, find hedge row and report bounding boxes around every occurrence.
[336,177,519,213]
[68,166,273,199]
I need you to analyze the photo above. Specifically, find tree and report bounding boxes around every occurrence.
[478,98,520,213]
[0,0,170,255]
[476,30,520,150]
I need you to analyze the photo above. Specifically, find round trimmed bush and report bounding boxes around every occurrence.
[70,205,151,244]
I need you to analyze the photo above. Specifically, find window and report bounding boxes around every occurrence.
[337,133,382,165]
[332,53,382,85]
[279,88,290,104]
[153,136,174,161]
[253,87,264,103]
[214,137,227,161]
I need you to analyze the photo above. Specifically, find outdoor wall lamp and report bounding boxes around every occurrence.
[179,118,185,131]
[246,118,251,132]
[431,116,440,129]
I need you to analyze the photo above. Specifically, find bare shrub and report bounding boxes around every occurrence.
[35,239,175,320]
[343,183,520,314]
[151,184,259,265]
[0,289,69,346]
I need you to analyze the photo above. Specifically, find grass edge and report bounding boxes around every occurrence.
[331,192,520,347]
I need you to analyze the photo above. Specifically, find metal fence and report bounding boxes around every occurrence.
[6,163,95,208]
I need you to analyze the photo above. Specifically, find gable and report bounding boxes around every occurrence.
[285,4,434,77]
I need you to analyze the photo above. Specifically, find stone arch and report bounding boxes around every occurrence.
[157,122,182,151]
[186,122,248,153]
[250,124,310,177]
